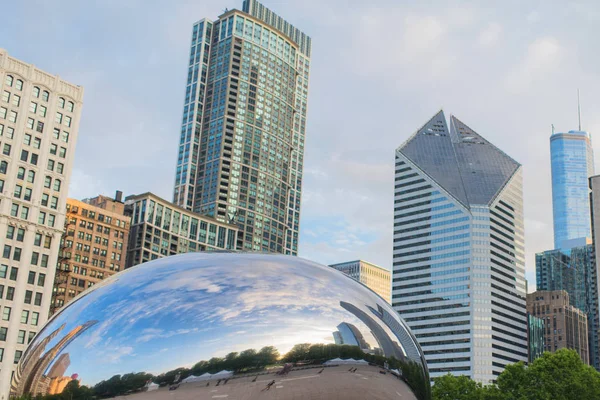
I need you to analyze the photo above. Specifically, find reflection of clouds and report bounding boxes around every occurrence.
[26,253,423,387]
[136,328,201,343]
[101,346,133,363]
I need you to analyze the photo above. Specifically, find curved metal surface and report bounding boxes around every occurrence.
[11,253,430,400]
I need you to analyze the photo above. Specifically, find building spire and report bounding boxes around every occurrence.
[578,88,582,131]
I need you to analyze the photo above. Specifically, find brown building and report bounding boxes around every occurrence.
[526,290,589,364]
[51,193,130,313]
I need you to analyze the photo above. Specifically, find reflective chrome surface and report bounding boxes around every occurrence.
[12,253,430,400]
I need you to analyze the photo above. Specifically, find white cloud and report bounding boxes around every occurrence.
[349,9,456,80]
[505,37,562,92]
[68,168,107,200]
[402,14,445,55]
[478,22,503,47]
[527,11,540,23]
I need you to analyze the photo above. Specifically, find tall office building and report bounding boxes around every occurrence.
[550,125,594,249]
[172,0,311,255]
[329,260,391,303]
[51,194,130,314]
[526,290,589,364]
[393,111,527,383]
[587,175,600,370]
[534,107,600,371]
[0,49,83,395]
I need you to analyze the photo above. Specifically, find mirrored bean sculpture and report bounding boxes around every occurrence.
[11,253,431,400]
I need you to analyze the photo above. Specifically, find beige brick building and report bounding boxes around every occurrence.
[0,49,83,395]
[527,290,589,364]
[51,195,130,314]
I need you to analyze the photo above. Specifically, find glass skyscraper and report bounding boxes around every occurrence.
[172,0,311,254]
[393,111,527,383]
[550,129,594,249]
[535,240,599,369]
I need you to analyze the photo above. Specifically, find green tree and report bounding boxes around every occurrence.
[497,349,600,400]
[432,374,483,400]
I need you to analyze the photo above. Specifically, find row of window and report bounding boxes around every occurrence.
[68,212,127,229]
[2,91,20,107]
[0,123,14,139]
[64,239,124,251]
[0,327,36,344]
[59,259,120,271]
[0,285,44,305]
[0,265,47,286]
[0,306,40,325]
[0,347,21,364]
[6,75,75,110]
[1,246,50,267]
[10,203,58,227]
[0,107,17,123]
[70,266,105,279]
[64,252,122,263]
[4,75,23,90]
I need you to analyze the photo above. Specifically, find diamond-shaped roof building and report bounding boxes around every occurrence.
[397,110,520,207]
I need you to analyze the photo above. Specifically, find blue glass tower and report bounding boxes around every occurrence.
[550,129,594,249]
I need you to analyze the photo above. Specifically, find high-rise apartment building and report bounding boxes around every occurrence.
[329,260,391,303]
[0,49,83,395]
[550,127,594,249]
[393,111,527,383]
[51,194,130,314]
[124,193,238,268]
[172,0,311,255]
[526,290,589,364]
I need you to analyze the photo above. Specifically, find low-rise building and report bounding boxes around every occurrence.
[329,260,391,303]
[124,193,238,268]
[526,290,589,364]
[51,194,130,313]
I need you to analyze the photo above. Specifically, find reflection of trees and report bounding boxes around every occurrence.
[152,346,280,386]
[94,373,154,397]
[15,343,430,400]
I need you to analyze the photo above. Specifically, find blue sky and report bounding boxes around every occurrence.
[3,0,600,290]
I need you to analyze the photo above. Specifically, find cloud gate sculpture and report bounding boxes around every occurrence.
[11,253,431,400]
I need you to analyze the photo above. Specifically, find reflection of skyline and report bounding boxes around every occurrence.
[11,324,66,395]
[340,301,406,361]
[367,304,424,363]
[334,323,370,350]
[15,253,425,389]
[46,353,71,395]
[12,320,97,397]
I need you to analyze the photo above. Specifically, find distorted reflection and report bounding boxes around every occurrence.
[12,253,430,400]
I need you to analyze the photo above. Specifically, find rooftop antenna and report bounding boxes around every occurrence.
[578,88,582,131]
[551,124,555,135]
